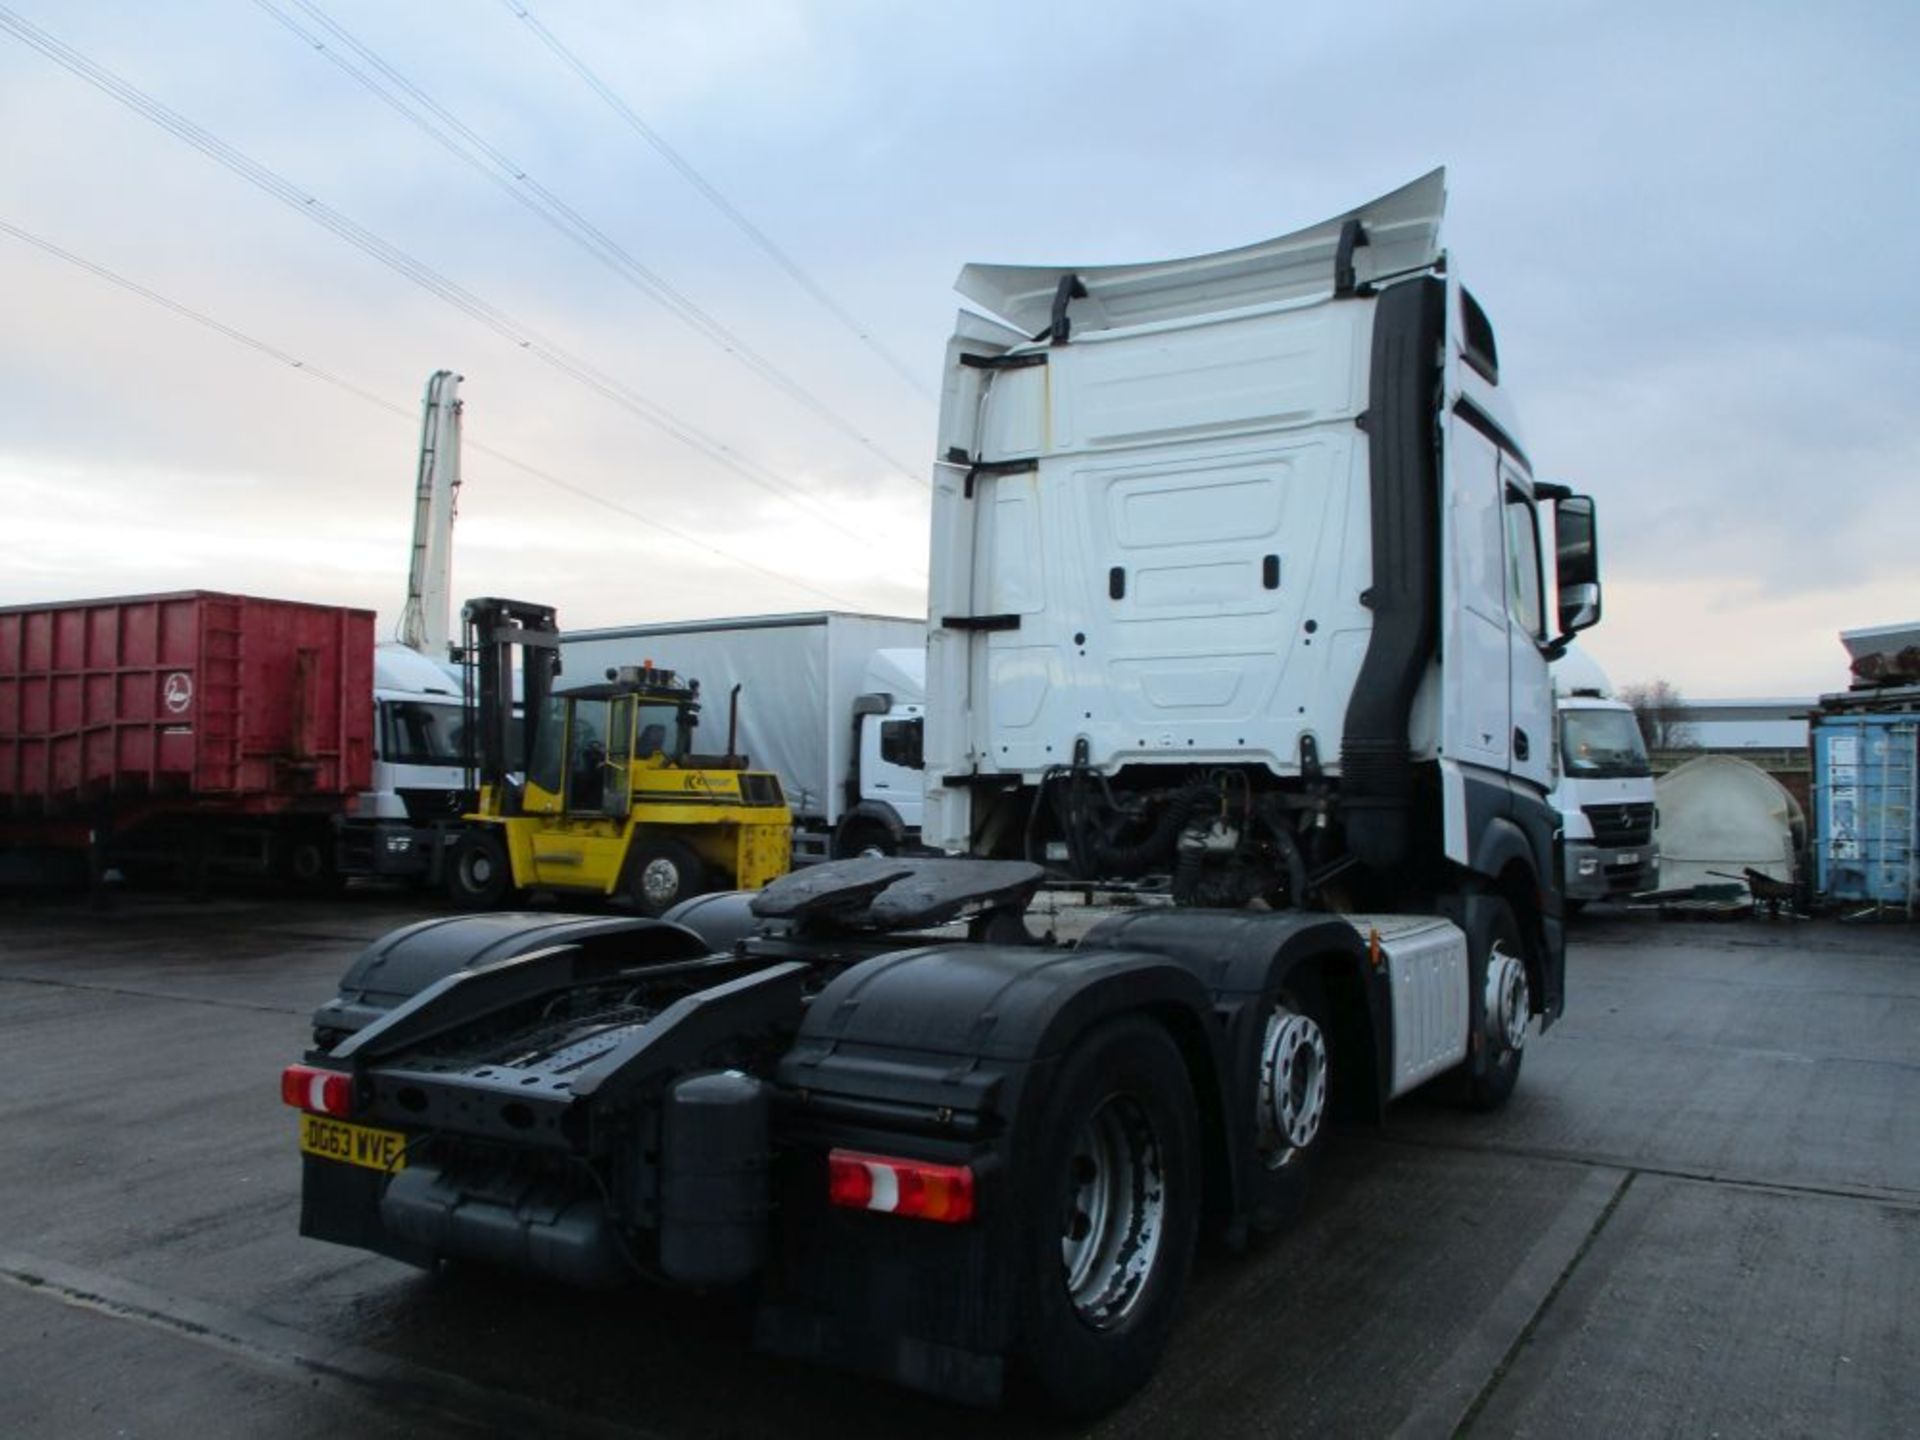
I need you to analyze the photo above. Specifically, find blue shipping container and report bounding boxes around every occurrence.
[1812,712,1917,908]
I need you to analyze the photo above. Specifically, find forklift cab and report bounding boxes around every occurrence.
[525,672,700,819]
[454,598,792,911]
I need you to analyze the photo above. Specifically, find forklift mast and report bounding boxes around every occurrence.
[459,597,560,808]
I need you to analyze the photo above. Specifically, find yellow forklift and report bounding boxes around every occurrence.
[446,597,791,914]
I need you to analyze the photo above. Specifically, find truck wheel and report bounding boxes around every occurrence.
[832,822,896,859]
[280,830,344,896]
[627,838,705,917]
[447,831,513,910]
[1247,970,1332,1232]
[1012,1016,1200,1416]
[1465,899,1530,1110]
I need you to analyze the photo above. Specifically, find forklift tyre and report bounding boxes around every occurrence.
[1011,1015,1201,1417]
[626,837,706,918]
[447,831,513,910]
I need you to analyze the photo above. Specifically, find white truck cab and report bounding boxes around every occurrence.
[1552,672,1658,906]
[334,642,471,880]
[849,646,925,845]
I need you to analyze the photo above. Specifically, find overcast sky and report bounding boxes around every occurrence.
[3,0,1915,699]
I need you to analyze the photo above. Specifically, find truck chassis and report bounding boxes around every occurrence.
[291,856,1541,1414]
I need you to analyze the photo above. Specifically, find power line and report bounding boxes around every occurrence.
[501,0,939,405]
[0,3,913,560]
[259,0,926,484]
[0,214,881,611]
[0,216,410,421]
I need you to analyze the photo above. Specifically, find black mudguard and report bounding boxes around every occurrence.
[762,941,1221,1403]
[1076,909,1388,1214]
[661,890,764,952]
[311,912,707,1040]
[1456,780,1566,1028]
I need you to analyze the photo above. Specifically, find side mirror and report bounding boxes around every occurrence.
[1554,495,1601,636]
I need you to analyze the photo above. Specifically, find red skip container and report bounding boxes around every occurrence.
[0,591,374,820]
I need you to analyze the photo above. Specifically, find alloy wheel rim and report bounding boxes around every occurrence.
[1060,1094,1167,1328]
[1257,1004,1329,1167]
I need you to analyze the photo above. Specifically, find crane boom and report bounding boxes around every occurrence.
[397,370,462,657]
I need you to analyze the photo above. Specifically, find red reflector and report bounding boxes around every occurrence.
[827,1149,975,1224]
[280,1063,353,1118]
[827,1151,875,1209]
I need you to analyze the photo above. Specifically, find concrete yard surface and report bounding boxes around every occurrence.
[0,893,1913,1438]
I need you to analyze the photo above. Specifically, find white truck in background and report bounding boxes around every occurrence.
[1550,649,1658,909]
[333,641,471,882]
[561,612,926,861]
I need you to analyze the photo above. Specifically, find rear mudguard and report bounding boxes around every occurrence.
[661,890,764,953]
[765,941,1220,1401]
[761,913,1376,1401]
[1077,909,1388,1206]
[311,912,703,1040]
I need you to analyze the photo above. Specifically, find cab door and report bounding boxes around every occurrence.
[530,695,633,890]
[1501,469,1553,795]
[1440,421,1511,774]
[861,709,925,829]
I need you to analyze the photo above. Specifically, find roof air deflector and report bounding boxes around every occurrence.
[955,168,1447,336]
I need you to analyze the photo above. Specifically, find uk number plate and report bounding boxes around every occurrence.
[299,1113,408,1173]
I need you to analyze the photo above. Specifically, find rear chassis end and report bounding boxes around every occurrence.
[293,858,1407,1407]
[294,867,1069,1403]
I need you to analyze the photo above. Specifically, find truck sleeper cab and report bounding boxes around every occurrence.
[293,857,1534,1415]
[923,168,1600,1008]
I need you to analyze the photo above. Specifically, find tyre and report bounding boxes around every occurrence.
[832,821,896,860]
[625,836,706,917]
[281,831,344,896]
[446,830,513,910]
[1564,898,1588,916]
[1465,898,1530,1110]
[272,823,344,896]
[1011,1016,1201,1417]
[1246,968,1333,1232]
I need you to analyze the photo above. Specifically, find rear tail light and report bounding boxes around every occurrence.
[281,1064,354,1118]
[828,1148,975,1224]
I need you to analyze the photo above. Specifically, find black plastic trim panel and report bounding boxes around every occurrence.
[1452,394,1532,473]
[1340,276,1446,873]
